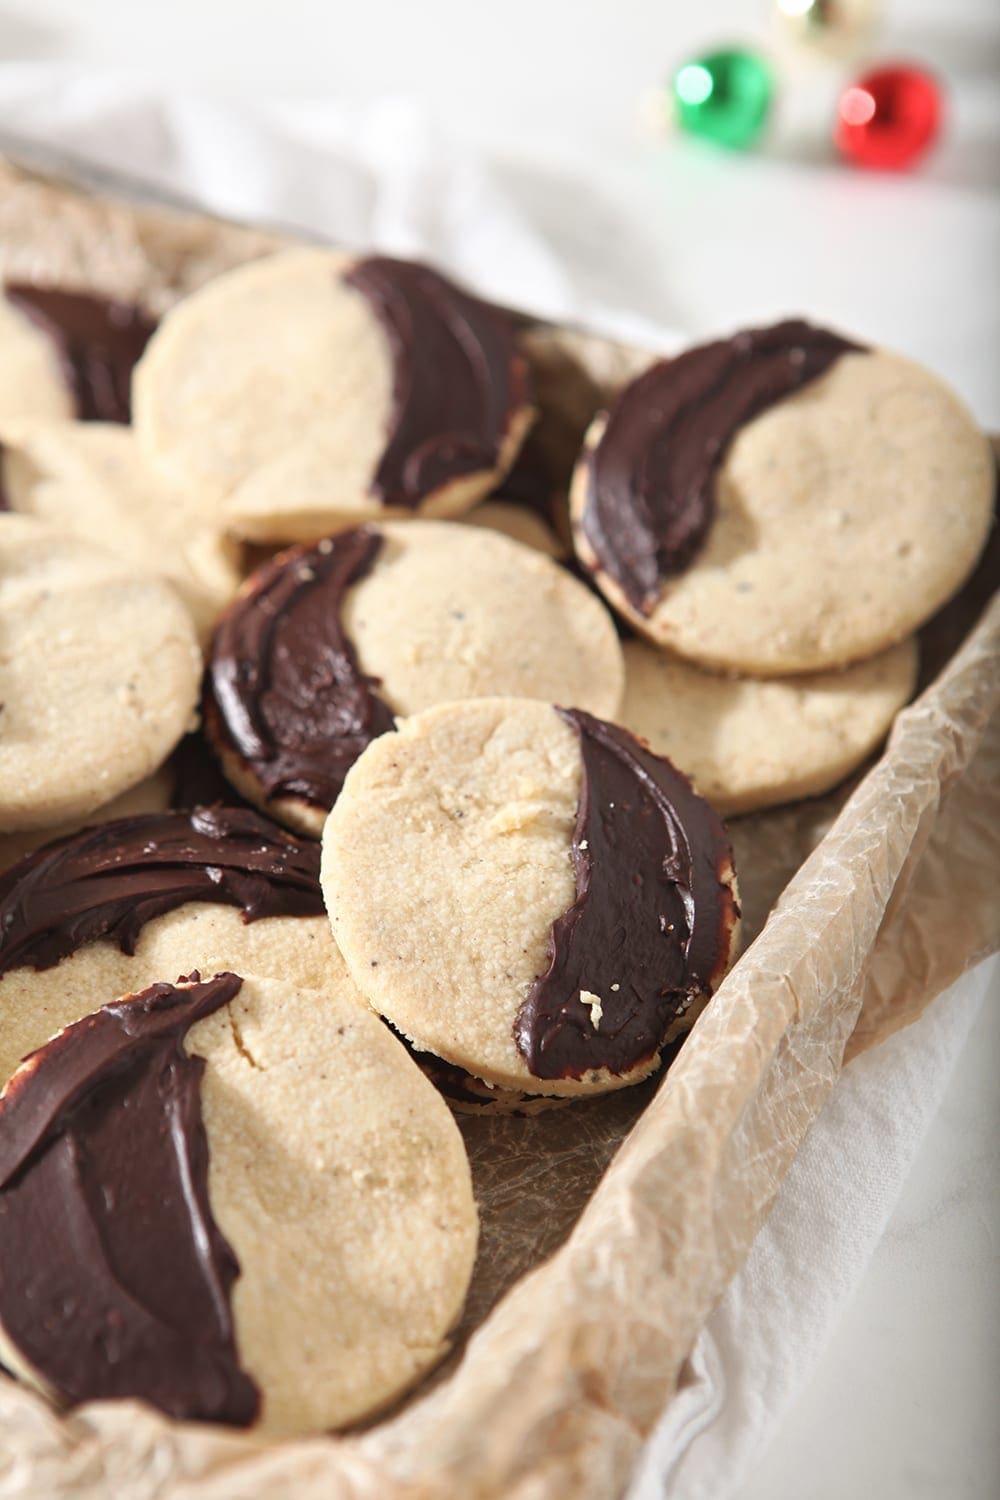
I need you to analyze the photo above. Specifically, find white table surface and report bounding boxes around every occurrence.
[2,2,997,1496]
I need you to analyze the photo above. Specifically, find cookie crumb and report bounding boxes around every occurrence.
[580,989,603,1029]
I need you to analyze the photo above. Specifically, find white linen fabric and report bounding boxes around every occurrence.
[0,68,992,1498]
[0,64,674,346]
[628,957,995,1499]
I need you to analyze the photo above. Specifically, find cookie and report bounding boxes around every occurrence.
[0,292,72,429]
[168,728,258,814]
[203,521,625,836]
[0,807,335,1087]
[619,635,919,816]
[460,499,566,559]
[0,516,201,832]
[0,766,173,875]
[483,425,573,547]
[322,698,740,1099]
[570,321,995,674]
[0,283,155,427]
[0,968,477,1434]
[391,1022,572,1116]
[133,248,535,541]
[1,422,242,640]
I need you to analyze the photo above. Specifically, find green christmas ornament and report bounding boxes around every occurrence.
[671,48,775,150]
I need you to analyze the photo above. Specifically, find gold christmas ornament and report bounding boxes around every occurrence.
[773,0,881,60]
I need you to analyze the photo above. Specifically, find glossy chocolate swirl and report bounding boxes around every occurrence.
[0,808,324,977]
[0,971,259,1425]
[580,320,864,614]
[344,256,531,507]
[5,284,156,423]
[514,710,738,1080]
[205,529,395,810]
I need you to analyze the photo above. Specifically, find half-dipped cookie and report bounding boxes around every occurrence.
[0,282,155,428]
[0,807,335,1087]
[203,520,625,835]
[322,698,740,1100]
[0,969,478,1433]
[570,321,995,674]
[133,248,535,539]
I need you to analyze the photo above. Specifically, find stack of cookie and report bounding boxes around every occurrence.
[0,252,993,1435]
[571,320,994,815]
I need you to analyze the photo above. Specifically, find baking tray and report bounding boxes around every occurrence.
[0,149,997,1500]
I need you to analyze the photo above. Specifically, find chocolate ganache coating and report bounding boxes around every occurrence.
[0,971,259,1425]
[0,808,324,977]
[4,284,156,423]
[205,529,395,811]
[514,709,739,1081]
[580,320,864,615]
[343,256,532,508]
[169,729,257,813]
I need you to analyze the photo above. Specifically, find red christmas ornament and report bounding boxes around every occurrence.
[834,64,942,169]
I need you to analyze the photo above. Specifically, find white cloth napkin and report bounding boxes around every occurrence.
[628,956,995,1499]
[0,68,993,1499]
[0,65,673,349]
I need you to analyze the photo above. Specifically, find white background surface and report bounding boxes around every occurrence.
[1,3,997,1496]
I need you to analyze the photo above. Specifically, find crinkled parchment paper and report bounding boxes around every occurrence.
[0,162,997,1500]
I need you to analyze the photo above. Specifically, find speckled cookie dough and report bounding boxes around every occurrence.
[571,343,995,674]
[1,421,242,641]
[0,515,201,831]
[618,635,919,815]
[322,698,739,1099]
[133,247,535,541]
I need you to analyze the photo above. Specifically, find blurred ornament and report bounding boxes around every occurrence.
[671,49,774,150]
[637,84,672,142]
[834,64,943,169]
[773,0,880,60]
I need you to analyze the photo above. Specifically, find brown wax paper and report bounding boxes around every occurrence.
[0,160,997,1500]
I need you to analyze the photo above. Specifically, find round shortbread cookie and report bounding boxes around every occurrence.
[0,969,478,1434]
[204,520,625,836]
[0,516,201,831]
[133,248,534,541]
[0,283,155,429]
[322,698,739,1099]
[0,766,173,874]
[0,293,73,428]
[618,635,919,816]
[459,499,566,558]
[0,808,337,1087]
[571,328,995,674]
[0,904,341,1092]
[1,422,242,640]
